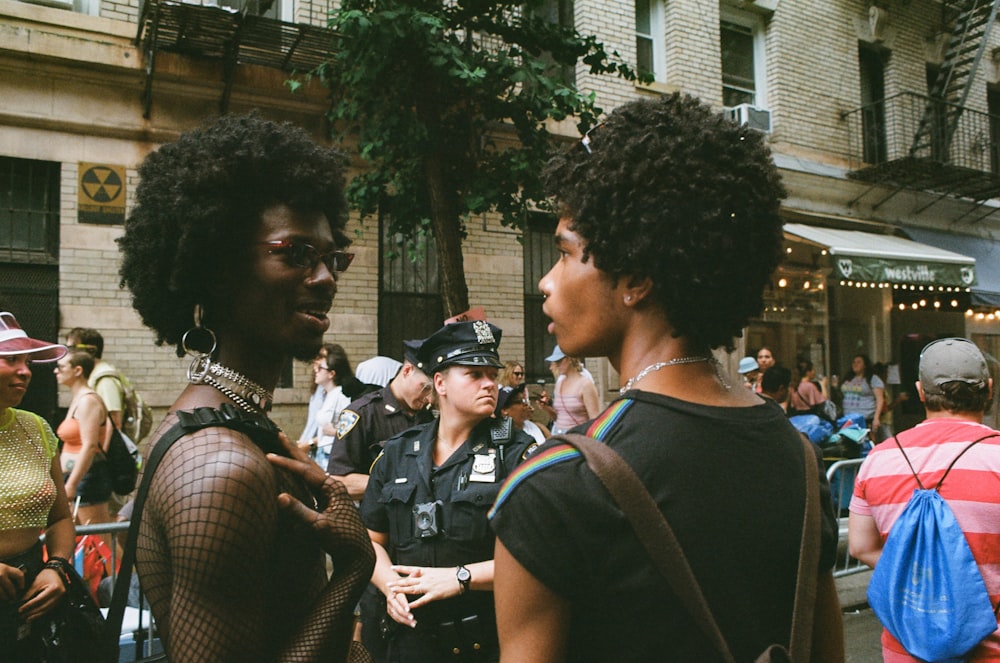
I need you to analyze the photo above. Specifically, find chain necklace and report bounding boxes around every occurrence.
[188,356,273,414]
[620,357,711,395]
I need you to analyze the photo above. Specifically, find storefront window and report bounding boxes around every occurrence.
[748,265,829,376]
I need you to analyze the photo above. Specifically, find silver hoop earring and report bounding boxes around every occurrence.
[182,304,218,383]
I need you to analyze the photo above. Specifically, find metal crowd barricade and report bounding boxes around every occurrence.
[824,458,868,578]
[72,521,161,663]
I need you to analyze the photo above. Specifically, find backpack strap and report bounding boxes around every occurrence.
[555,432,820,663]
[892,431,1000,492]
[68,390,108,419]
[93,372,125,394]
[103,404,281,660]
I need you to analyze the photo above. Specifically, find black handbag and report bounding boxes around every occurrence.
[34,564,106,663]
[105,422,139,495]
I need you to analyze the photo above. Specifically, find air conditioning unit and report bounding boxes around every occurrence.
[725,103,772,133]
[18,0,74,9]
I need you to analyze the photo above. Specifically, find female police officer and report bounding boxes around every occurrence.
[360,320,534,662]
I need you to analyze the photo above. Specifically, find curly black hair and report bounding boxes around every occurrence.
[543,93,786,351]
[119,114,349,356]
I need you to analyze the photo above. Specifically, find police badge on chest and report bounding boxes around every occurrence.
[469,448,497,482]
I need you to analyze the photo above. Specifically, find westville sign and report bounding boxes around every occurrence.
[834,257,976,288]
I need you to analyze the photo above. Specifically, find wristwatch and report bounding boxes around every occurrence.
[456,565,471,594]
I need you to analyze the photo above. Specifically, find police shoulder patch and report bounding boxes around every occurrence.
[521,442,540,460]
[335,410,360,438]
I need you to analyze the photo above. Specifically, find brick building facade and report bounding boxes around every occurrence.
[4,0,1000,431]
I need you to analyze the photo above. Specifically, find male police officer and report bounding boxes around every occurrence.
[360,321,533,662]
[327,345,435,500]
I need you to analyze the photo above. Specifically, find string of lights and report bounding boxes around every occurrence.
[837,281,971,293]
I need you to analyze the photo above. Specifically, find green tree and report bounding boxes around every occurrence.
[319,0,644,316]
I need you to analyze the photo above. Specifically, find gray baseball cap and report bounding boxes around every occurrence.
[918,337,990,395]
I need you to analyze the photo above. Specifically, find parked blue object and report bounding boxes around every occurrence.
[837,412,866,430]
[788,414,834,443]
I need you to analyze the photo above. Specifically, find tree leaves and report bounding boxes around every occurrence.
[319,0,640,313]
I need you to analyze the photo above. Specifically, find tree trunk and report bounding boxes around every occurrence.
[424,151,470,318]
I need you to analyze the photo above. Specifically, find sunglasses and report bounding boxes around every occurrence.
[512,371,524,377]
[260,240,355,274]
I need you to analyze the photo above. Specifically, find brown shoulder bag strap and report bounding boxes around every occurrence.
[556,433,820,663]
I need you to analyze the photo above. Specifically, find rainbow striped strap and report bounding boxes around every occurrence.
[488,398,634,520]
[585,397,631,438]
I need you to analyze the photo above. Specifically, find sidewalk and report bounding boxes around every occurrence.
[835,568,871,611]
[837,569,883,662]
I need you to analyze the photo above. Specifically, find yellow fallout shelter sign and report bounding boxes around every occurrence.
[78,163,126,225]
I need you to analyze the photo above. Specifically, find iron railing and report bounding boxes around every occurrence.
[825,458,868,578]
[70,522,161,663]
[843,92,1000,201]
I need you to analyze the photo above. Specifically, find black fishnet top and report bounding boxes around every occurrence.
[136,411,373,662]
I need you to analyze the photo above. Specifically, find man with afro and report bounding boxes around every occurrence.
[119,114,373,663]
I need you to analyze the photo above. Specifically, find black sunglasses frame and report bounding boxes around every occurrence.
[260,240,355,273]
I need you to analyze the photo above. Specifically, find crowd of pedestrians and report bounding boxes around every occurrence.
[7,90,1000,663]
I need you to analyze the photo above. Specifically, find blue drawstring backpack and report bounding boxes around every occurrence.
[867,433,1000,663]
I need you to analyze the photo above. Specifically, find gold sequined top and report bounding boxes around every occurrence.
[0,408,57,531]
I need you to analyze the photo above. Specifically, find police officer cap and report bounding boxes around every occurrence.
[414,321,504,375]
[403,338,422,366]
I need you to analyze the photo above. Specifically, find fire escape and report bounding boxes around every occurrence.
[135,0,338,119]
[846,0,1000,215]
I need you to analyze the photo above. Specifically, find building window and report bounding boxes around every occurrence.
[532,0,576,87]
[988,86,1000,174]
[523,213,559,384]
[859,43,888,164]
[0,157,59,265]
[720,9,766,108]
[926,64,951,163]
[218,0,287,20]
[0,157,60,419]
[379,213,444,361]
[635,0,664,82]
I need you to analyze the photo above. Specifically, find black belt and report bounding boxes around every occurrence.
[411,612,498,655]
